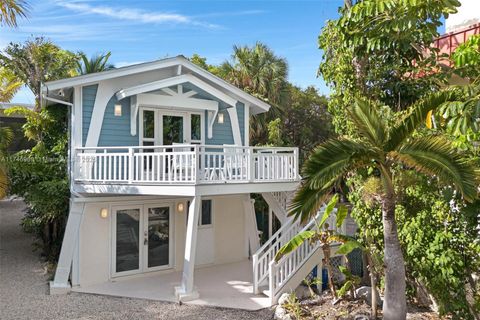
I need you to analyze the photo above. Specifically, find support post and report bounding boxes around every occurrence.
[50,200,85,294]
[175,195,201,301]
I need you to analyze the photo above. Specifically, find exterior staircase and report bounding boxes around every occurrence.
[255,191,343,304]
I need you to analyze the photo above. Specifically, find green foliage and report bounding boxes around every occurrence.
[267,85,332,161]
[290,95,478,317]
[76,51,114,75]
[348,170,480,318]
[189,52,332,153]
[4,89,69,260]
[274,230,316,262]
[0,66,22,102]
[6,151,69,260]
[452,34,480,81]
[266,118,284,146]
[337,265,361,298]
[0,0,29,27]
[319,0,456,134]
[0,37,78,107]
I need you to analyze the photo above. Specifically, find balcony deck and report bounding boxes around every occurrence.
[73,145,300,196]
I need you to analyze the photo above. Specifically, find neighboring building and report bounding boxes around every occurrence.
[433,0,479,84]
[0,103,35,153]
[43,56,333,309]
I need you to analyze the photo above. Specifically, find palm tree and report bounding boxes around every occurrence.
[0,0,29,27]
[220,42,288,144]
[276,194,349,299]
[0,67,22,102]
[289,87,479,320]
[76,52,115,75]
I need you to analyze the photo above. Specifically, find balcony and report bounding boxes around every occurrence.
[73,145,300,196]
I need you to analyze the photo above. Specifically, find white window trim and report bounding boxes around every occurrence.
[138,107,205,146]
[110,202,175,278]
[186,198,214,229]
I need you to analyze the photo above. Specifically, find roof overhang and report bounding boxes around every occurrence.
[42,56,271,115]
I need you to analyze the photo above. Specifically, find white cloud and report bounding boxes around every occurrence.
[56,1,220,29]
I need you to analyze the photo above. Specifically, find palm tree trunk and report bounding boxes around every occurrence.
[381,192,407,319]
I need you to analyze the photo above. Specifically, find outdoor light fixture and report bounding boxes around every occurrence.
[114,103,122,117]
[218,113,224,124]
[100,208,109,219]
[177,202,185,213]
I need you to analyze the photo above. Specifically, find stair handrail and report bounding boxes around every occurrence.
[268,208,324,301]
[252,215,299,294]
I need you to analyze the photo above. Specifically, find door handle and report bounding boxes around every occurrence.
[144,238,148,245]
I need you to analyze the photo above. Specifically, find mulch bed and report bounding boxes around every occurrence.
[284,292,442,320]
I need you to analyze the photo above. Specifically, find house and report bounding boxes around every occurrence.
[42,56,340,309]
[432,0,479,85]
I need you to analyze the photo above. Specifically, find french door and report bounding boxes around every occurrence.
[112,203,173,277]
[140,108,204,147]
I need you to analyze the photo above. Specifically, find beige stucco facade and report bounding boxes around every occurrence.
[72,194,250,288]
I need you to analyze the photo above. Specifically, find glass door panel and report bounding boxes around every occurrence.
[163,115,184,145]
[115,208,140,273]
[146,206,171,269]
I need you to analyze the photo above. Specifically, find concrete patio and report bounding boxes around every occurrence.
[72,260,271,311]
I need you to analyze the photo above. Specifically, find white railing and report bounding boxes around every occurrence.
[253,203,344,299]
[252,216,300,294]
[74,145,299,185]
[268,215,320,300]
[271,191,294,212]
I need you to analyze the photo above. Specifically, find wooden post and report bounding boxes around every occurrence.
[175,195,201,301]
[128,148,134,183]
[50,200,85,294]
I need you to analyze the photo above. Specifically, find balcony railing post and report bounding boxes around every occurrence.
[293,147,299,179]
[248,148,255,182]
[194,145,199,183]
[128,148,134,183]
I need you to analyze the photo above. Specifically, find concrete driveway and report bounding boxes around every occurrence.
[0,199,274,320]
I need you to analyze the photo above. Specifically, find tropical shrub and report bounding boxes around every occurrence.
[347,170,480,319]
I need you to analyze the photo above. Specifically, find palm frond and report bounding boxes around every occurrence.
[275,230,316,262]
[386,85,478,151]
[289,138,376,223]
[391,135,479,202]
[348,98,386,146]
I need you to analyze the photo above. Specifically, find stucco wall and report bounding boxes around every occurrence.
[75,195,248,287]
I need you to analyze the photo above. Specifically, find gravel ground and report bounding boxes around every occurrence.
[0,199,274,320]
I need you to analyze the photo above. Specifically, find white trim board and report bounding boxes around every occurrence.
[116,74,237,107]
[42,56,270,115]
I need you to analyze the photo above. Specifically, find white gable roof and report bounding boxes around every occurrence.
[42,56,270,114]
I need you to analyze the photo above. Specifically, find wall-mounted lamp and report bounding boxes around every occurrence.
[114,103,122,117]
[100,208,109,219]
[177,202,185,213]
[218,113,224,124]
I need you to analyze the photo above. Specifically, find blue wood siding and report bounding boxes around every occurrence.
[82,85,97,146]
[236,102,245,145]
[205,102,235,145]
[98,95,138,147]
[82,83,247,148]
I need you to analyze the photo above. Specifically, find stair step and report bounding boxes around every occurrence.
[262,288,271,297]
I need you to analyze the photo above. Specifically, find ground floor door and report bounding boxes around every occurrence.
[112,203,173,276]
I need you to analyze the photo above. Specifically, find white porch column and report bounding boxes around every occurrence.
[175,195,201,301]
[50,200,85,294]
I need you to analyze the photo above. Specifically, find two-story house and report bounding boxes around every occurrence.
[43,56,337,309]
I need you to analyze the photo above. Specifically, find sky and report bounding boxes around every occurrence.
[2,0,346,104]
